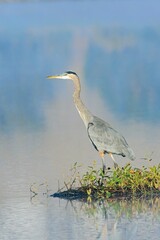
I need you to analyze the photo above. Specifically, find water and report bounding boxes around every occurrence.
[0,1,160,239]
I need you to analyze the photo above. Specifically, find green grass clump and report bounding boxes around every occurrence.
[82,164,160,199]
[54,163,160,200]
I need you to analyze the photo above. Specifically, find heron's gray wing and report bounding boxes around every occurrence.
[87,116,129,156]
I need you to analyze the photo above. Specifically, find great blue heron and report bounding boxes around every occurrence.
[47,71,135,171]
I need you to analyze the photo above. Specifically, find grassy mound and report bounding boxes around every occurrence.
[52,163,160,200]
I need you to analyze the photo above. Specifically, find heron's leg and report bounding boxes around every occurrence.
[99,151,106,173]
[109,153,118,169]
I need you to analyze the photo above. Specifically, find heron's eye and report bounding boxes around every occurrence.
[63,73,68,76]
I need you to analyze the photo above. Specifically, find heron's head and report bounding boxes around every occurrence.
[47,71,79,81]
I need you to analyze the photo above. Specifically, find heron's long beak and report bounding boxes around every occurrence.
[47,75,61,79]
[47,74,71,80]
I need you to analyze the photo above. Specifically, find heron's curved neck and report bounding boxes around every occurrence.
[72,78,92,127]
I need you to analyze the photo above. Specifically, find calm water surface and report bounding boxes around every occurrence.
[0,1,160,239]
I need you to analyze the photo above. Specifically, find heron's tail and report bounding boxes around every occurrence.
[127,147,136,161]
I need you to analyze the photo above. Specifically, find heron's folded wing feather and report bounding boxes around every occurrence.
[87,116,135,159]
[87,117,121,153]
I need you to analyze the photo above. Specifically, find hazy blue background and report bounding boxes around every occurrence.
[0,1,160,240]
[0,1,160,133]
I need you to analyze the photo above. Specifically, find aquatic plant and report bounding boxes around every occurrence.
[53,162,160,200]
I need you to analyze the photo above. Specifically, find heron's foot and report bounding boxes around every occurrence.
[114,162,118,169]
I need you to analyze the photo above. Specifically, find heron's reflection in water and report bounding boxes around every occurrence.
[59,196,160,240]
